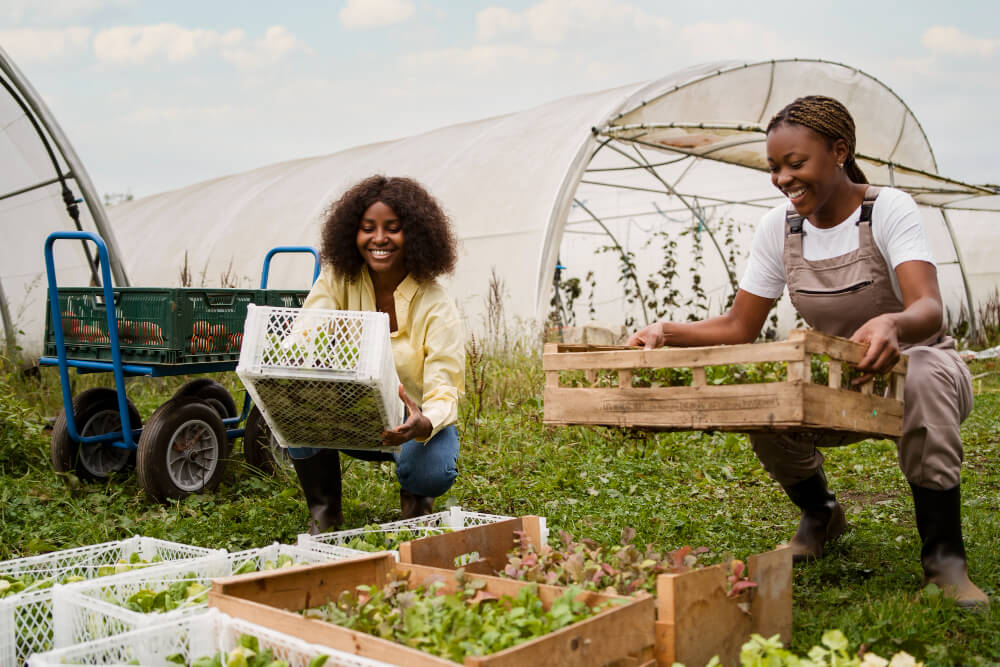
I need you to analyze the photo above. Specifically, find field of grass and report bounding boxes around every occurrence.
[1,351,998,665]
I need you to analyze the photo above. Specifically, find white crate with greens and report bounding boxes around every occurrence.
[297,506,524,559]
[1,536,221,667]
[30,607,392,667]
[237,306,404,453]
[50,543,334,648]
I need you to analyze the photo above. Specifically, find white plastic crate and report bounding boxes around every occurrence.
[297,506,534,560]
[30,608,392,667]
[50,544,339,649]
[237,305,404,453]
[0,537,221,667]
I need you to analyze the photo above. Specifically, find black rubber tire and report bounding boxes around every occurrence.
[51,388,140,482]
[242,406,293,475]
[136,397,228,502]
[171,379,237,421]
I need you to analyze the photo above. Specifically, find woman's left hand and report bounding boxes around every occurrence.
[849,314,901,382]
[382,384,433,446]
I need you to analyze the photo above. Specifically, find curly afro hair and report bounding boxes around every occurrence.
[320,175,458,283]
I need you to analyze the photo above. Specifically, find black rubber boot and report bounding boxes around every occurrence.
[291,449,344,534]
[910,483,989,609]
[400,488,435,520]
[781,468,847,563]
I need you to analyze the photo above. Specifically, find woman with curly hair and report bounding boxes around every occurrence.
[288,175,464,531]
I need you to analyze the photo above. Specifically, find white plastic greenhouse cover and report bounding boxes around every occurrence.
[7,59,999,359]
[0,44,128,362]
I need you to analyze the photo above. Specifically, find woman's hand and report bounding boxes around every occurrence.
[625,322,666,349]
[382,384,433,447]
[850,314,901,382]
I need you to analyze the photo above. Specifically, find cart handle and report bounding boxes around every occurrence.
[44,231,135,448]
[260,246,321,289]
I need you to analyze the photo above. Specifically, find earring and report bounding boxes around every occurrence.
[837,162,844,169]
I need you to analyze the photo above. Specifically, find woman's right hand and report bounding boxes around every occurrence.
[625,322,666,349]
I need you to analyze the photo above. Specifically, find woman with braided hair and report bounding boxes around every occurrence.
[628,95,988,608]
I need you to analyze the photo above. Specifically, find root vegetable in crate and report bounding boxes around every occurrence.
[237,306,404,453]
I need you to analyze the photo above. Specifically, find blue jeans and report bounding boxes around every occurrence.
[286,425,459,498]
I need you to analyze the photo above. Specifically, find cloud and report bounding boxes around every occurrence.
[222,25,310,69]
[340,0,416,30]
[92,24,305,68]
[922,26,998,58]
[476,0,670,44]
[94,24,243,64]
[0,27,91,63]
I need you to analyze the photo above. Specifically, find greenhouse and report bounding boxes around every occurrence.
[3,56,999,359]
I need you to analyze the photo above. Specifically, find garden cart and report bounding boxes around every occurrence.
[39,230,318,501]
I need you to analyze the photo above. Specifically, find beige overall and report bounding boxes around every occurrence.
[750,187,973,490]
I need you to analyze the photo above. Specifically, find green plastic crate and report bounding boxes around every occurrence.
[44,287,308,365]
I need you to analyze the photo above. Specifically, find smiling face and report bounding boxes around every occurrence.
[356,201,406,283]
[766,122,850,225]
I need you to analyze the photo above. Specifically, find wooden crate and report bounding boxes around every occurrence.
[397,517,792,667]
[543,328,907,438]
[208,553,656,667]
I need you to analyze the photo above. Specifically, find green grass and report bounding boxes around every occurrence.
[1,355,999,665]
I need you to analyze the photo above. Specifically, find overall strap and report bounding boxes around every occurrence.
[856,186,881,225]
[786,207,805,235]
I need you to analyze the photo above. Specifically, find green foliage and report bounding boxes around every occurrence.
[721,630,922,667]
[501,526,714,595]
[185,633,316,667]
[121,574,208,613]
[0,368,48,475]
[303,569,601,662]
[339,525,448,552]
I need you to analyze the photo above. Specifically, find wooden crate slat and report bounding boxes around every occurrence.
[544,384,806,430]
[398,517,543,576]
[542,341,804,371]
[747,546,793,645]
[801,384,904,437]
[793,328,907,373]
[656,547,792,667]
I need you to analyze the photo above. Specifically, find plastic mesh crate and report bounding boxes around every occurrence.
[296,507,527,560]
[50,544,337,649]
[0,537,221,667]
[237,305,404,452]
[44,287,260,364]
[30,608,392,667]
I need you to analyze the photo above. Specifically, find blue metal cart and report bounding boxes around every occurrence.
[40,231,318,501]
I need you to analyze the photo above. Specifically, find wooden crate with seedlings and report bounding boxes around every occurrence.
[543,328,908,438]
[208,553,657,667]
[397,517,793,667]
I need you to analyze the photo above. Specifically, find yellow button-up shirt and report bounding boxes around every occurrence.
[301,265,465,441]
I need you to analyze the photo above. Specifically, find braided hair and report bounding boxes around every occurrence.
[766,95,868,184]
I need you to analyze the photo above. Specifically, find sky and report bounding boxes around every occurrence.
[2,0,998,199]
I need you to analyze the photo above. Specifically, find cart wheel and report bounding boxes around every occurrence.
[242,406,293,475]
[51,388,140,482]
[171,378,237,421]
[136,397,227,502]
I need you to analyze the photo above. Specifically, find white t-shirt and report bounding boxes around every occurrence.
[739,187,936,301]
